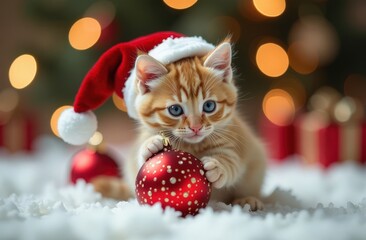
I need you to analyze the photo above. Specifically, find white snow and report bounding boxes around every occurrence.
[1,136,366,240]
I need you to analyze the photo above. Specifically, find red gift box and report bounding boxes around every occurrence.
[295,111,366,168]
[260,86,366,168]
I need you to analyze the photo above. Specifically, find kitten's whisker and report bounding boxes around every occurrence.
[236,92,254,102]
[207,134,223,152]
[217,123,241,128]
[213,129,243,153]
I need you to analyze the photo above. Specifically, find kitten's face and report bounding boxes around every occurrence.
[135,42,237,144]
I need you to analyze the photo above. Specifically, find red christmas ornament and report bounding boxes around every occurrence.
[70,148,121,184]
[135,140,211,217]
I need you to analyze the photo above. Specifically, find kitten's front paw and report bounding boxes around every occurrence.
[137,135,164,167]
[202,156,227,189]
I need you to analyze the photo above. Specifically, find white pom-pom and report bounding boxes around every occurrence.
[57,108,97,145]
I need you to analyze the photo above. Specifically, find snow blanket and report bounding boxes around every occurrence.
[1,137,366,240]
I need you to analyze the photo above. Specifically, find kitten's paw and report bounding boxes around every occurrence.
[137,135,165,167]
[91,176,131,200]
[202,156,227,189]
[232,196,264,211]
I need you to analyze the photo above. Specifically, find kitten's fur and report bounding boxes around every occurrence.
[93,39,267,210]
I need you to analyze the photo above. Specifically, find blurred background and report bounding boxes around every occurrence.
[1,0,366,151]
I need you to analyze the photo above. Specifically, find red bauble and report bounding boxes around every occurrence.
[135,146,211,217]
[70,148,121,184]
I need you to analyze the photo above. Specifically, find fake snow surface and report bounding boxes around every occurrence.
[1,136,366,240]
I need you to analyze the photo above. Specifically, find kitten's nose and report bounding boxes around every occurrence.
[187,115,202,134]
[189,125,202,134]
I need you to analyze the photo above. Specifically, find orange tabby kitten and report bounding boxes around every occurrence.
[94,40,267,211]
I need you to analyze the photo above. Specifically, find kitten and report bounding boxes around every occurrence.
[93,40,267,211]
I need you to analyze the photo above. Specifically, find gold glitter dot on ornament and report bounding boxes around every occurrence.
[170,177,177,184]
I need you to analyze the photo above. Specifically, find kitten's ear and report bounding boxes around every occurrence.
[203,42,232,82]
[136,55,168,94]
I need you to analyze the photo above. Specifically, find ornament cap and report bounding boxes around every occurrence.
[159,132,171,147]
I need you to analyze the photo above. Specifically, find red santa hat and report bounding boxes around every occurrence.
[57,31,215,145]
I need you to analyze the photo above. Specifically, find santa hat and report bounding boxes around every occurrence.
[57,31,215,145]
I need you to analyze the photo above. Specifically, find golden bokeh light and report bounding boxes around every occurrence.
[112,93,127,112]
[253,0,286,17]
[289,16,339,65]
[288,42,319,74]
[256,42,289,77]
[308,87,341,113]
[334,97,356,123]
[163,0,198,10]
[89,131,104,146]
[9,54,37,89]
[69,17,101,50]
[333,97,364,124]
[263,89,295,126]
[270,77,307,110]
[50,105,72,137]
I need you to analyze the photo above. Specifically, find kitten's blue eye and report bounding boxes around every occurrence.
[203,100,216,113]
[168,104,184,117]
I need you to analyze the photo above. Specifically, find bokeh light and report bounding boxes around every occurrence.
[333,97,363,123]
[9,54,37,89]
[69,17,101,50]
[270,77,307,110]
[163,0,198,10]
[89,131,103,146]
[50,105,72,137]
[288,42,319,74]
[289,16,339,65]
[112,93,127,112]
[253,0,286,17]
[308,87,341,113]
[256,42,289,77]
[263,89,295,126]
[84,1,116,28]
[334,98,354,123]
